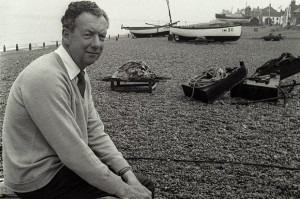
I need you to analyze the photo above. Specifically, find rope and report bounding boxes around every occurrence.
[125,157,300,171]
[188,67,228,99]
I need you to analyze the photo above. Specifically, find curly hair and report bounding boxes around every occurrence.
[61,1,109,31]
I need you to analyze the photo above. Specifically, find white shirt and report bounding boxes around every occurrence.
[54,45,83,81]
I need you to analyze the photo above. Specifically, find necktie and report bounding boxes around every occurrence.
[77,71,86,98]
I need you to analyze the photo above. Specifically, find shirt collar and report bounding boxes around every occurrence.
[55,45,82,80]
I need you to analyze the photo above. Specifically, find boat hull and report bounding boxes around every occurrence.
[170,25,242,42]
[216,18,250,23]
[124,26,170,38]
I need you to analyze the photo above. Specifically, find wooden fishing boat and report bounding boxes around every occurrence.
[170,22,242,42]
[215,13,251,23]
[182,62,247,103]
[121,24,170,38]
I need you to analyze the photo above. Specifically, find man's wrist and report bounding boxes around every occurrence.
[118,166,132,177]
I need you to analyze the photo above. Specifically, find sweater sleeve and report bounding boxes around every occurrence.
[21,67,126,195]
[86,90,130,173]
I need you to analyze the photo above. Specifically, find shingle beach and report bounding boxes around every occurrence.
[1,26,300,198]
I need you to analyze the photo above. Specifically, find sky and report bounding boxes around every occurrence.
[0,0,290,23]
[0,0,293,47]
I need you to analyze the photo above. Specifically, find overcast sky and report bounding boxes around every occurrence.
[0,0,291,24]
[0,0,293,46]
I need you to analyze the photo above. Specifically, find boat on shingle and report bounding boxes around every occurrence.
[215,13,251,24]
[121,22,178,38]
[170,21,242,43]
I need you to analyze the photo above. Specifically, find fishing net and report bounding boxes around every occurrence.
[188,67,229,88]
[252,52,296,78]
[112,60,157,80]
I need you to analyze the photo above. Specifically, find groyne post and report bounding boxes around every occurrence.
[43,42,45,49]
[16,44,19,51]
[3,45,6,52]
[29,43,32,50]
[115,34,120,41]
[56,41,59,47]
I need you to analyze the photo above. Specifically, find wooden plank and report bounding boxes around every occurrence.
[102,76,171,82]
[110,80,156,93]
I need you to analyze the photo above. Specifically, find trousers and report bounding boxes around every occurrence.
[15,166,155,199]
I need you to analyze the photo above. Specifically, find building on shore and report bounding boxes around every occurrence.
[261,5,283,25]
[283,0,300,26]
[247,5,283,25]
[227,0,300,27]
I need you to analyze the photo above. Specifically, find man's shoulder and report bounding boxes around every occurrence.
[29,52,59,70]
[25,52,66,78]
[13,52,71,96]
[17,52,68,88]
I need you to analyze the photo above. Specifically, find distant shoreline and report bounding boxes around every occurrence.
[1,33,131,53]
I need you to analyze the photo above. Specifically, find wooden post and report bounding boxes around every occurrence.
[116,37,118,41]
[16,44,19,51]
[56,41,59,47]
[128,33,130,38]
[43,42,45,49]
[110,81,115,90]
[29,43,32,50]
[3,45,6,52]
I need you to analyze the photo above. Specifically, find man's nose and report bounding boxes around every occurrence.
[91,35,101,48]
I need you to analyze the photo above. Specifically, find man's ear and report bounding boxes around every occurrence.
[62,28,71,45]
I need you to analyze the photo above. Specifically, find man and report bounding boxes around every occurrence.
[2,1,154,199]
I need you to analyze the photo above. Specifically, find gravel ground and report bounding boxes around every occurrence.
[1,26,300,198]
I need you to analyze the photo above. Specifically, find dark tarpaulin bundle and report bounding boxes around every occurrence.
[252,52,296,78]
[112,60,157,80]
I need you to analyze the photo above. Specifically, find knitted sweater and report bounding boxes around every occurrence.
[2,51,130,194]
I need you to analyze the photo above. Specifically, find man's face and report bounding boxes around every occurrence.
[64,12,108,70]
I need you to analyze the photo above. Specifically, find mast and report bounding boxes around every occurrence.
[166,0,173,25]
[269,3,271,25]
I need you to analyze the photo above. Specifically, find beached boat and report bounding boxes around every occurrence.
[215,13,251,24]
[121,24,170,38]
[170,22,242,42]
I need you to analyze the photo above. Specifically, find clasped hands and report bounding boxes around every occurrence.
[116,170,152,199]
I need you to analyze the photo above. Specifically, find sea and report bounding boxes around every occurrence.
[0,14,143,51]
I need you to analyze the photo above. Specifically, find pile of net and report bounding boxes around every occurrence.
[252,52,296,78]
[188,67,235,88]
[112,60,157,80]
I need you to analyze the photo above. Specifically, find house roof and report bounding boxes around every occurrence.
[261,6,282,17]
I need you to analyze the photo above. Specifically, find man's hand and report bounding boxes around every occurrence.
[115,170,152,199]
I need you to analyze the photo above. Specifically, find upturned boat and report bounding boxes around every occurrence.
[215,13,251,23]
[170,22,242,42]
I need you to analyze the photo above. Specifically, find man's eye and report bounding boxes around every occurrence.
[98,35,106,41]
[83,34,92,38]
